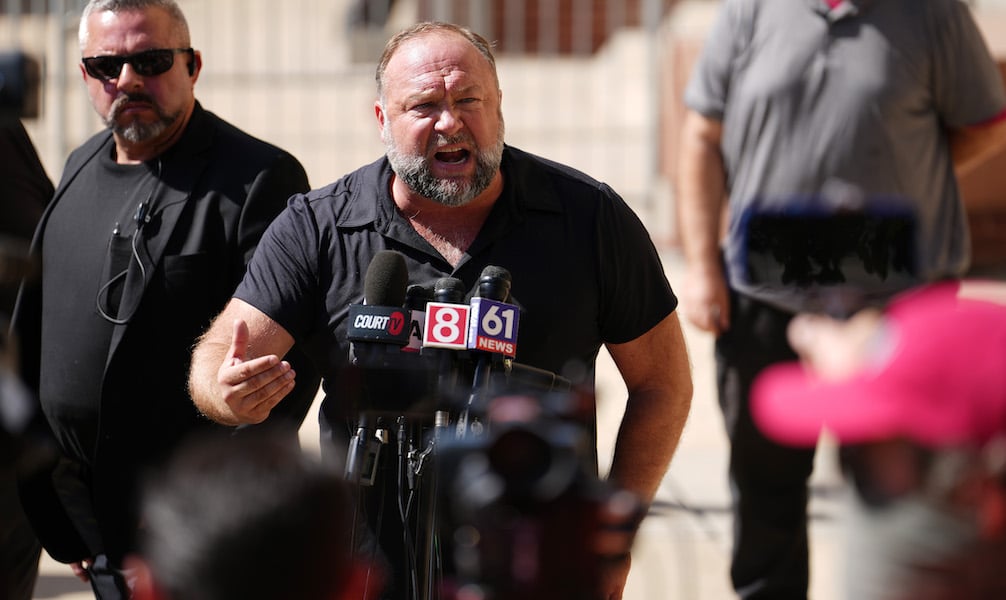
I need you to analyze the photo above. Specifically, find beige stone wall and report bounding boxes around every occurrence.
[5,0,678,245]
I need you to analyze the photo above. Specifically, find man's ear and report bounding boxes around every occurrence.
[189,50,203,79]
[375,100,386,135]
[122,555,169,600]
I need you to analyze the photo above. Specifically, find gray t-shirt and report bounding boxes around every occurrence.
[684,0,1006,312]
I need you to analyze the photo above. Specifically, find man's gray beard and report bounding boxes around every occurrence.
[385,127,504,208]
[104,96,176,143]
[113,119,169,143]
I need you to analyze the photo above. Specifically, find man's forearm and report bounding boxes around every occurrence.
[952,113,1006,177]
[607,387,691,507]
[677,110,728,269]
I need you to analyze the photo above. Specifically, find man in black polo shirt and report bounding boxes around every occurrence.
[189,21,692,600]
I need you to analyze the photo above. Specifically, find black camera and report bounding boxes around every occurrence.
[432,390,631,600]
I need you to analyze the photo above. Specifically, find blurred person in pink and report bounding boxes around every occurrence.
[753,281,1006,599]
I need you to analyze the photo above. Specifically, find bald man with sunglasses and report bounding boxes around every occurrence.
[10,1,319,597]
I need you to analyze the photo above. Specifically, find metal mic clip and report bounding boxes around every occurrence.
[133,200,151,226]
[346,422,385,487]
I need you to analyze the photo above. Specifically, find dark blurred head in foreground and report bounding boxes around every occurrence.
[127,432,380,600]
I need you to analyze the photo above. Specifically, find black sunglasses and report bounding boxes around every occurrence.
[82,47,194,81]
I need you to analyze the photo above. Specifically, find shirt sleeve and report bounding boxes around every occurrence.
[929,0,1006,128]
[682,0,748,120]
[234,194,322,340]
[596,184,678,344]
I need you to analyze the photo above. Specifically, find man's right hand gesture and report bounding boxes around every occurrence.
[189,299,298,426]
[215,319,296,424]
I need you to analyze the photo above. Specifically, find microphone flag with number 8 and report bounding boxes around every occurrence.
[424,301,471,349]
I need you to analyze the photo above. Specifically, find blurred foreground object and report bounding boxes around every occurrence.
[753,280,1006,599]
[0,51,40,120]
[127,431,379,600]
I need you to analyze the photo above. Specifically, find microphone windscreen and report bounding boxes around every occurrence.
[479,265,511,282]
[364,250,408,306]
[405,284,432,310]
[433,277,467,304]
[477,265,512,301]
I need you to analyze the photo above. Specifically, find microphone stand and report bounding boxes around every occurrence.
[417,410,449,600]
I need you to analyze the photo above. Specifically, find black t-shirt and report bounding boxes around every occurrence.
[238,145,677,599]
[236,145,677,438]
[40,140,159,463]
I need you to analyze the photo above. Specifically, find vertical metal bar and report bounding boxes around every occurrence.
[539,0,558,55]
[504,0,525,55]
[571,0,590,55]
[607,0,625,39]
[6,0,20,43]
[641,0,662,212]
[468,0,490,39]
[431,0,451,22]
[53,0,70,169]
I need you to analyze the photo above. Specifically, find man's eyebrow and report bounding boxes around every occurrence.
[403,82,484,106]
[450,82,483,96]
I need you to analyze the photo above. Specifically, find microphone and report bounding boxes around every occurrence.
[459,266,521,437]
[402,284,432,354]
[345,250,409,484]
[423,277,471,351]
[348,250,411,367]
[422,277,471,408]
[506,362,572,393]
[466,266,519,359]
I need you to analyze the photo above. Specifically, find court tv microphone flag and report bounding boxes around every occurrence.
[347,250,411,366]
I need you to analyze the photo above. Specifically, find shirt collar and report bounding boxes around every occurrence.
[336,145,563,231]
[806,0,876,22]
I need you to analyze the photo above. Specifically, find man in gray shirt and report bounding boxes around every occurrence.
[677,0,1006,597]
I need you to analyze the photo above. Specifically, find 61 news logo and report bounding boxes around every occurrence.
[423,298,519,358]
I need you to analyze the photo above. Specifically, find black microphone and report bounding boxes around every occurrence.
[476,265,512,302]
[460,266,521,436]
[421,277,470,409]
[468,265,519,369]
[433,276,466,304]
[506,362,572,393]
[348,250,411,367]
[345,250,409,484]
[402,284,432,354]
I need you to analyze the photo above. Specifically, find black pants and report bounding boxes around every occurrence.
[716,291,816,599]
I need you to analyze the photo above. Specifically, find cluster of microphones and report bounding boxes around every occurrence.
[345,252,623,600]
[346,250,569,419]
[342,250,573,483]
